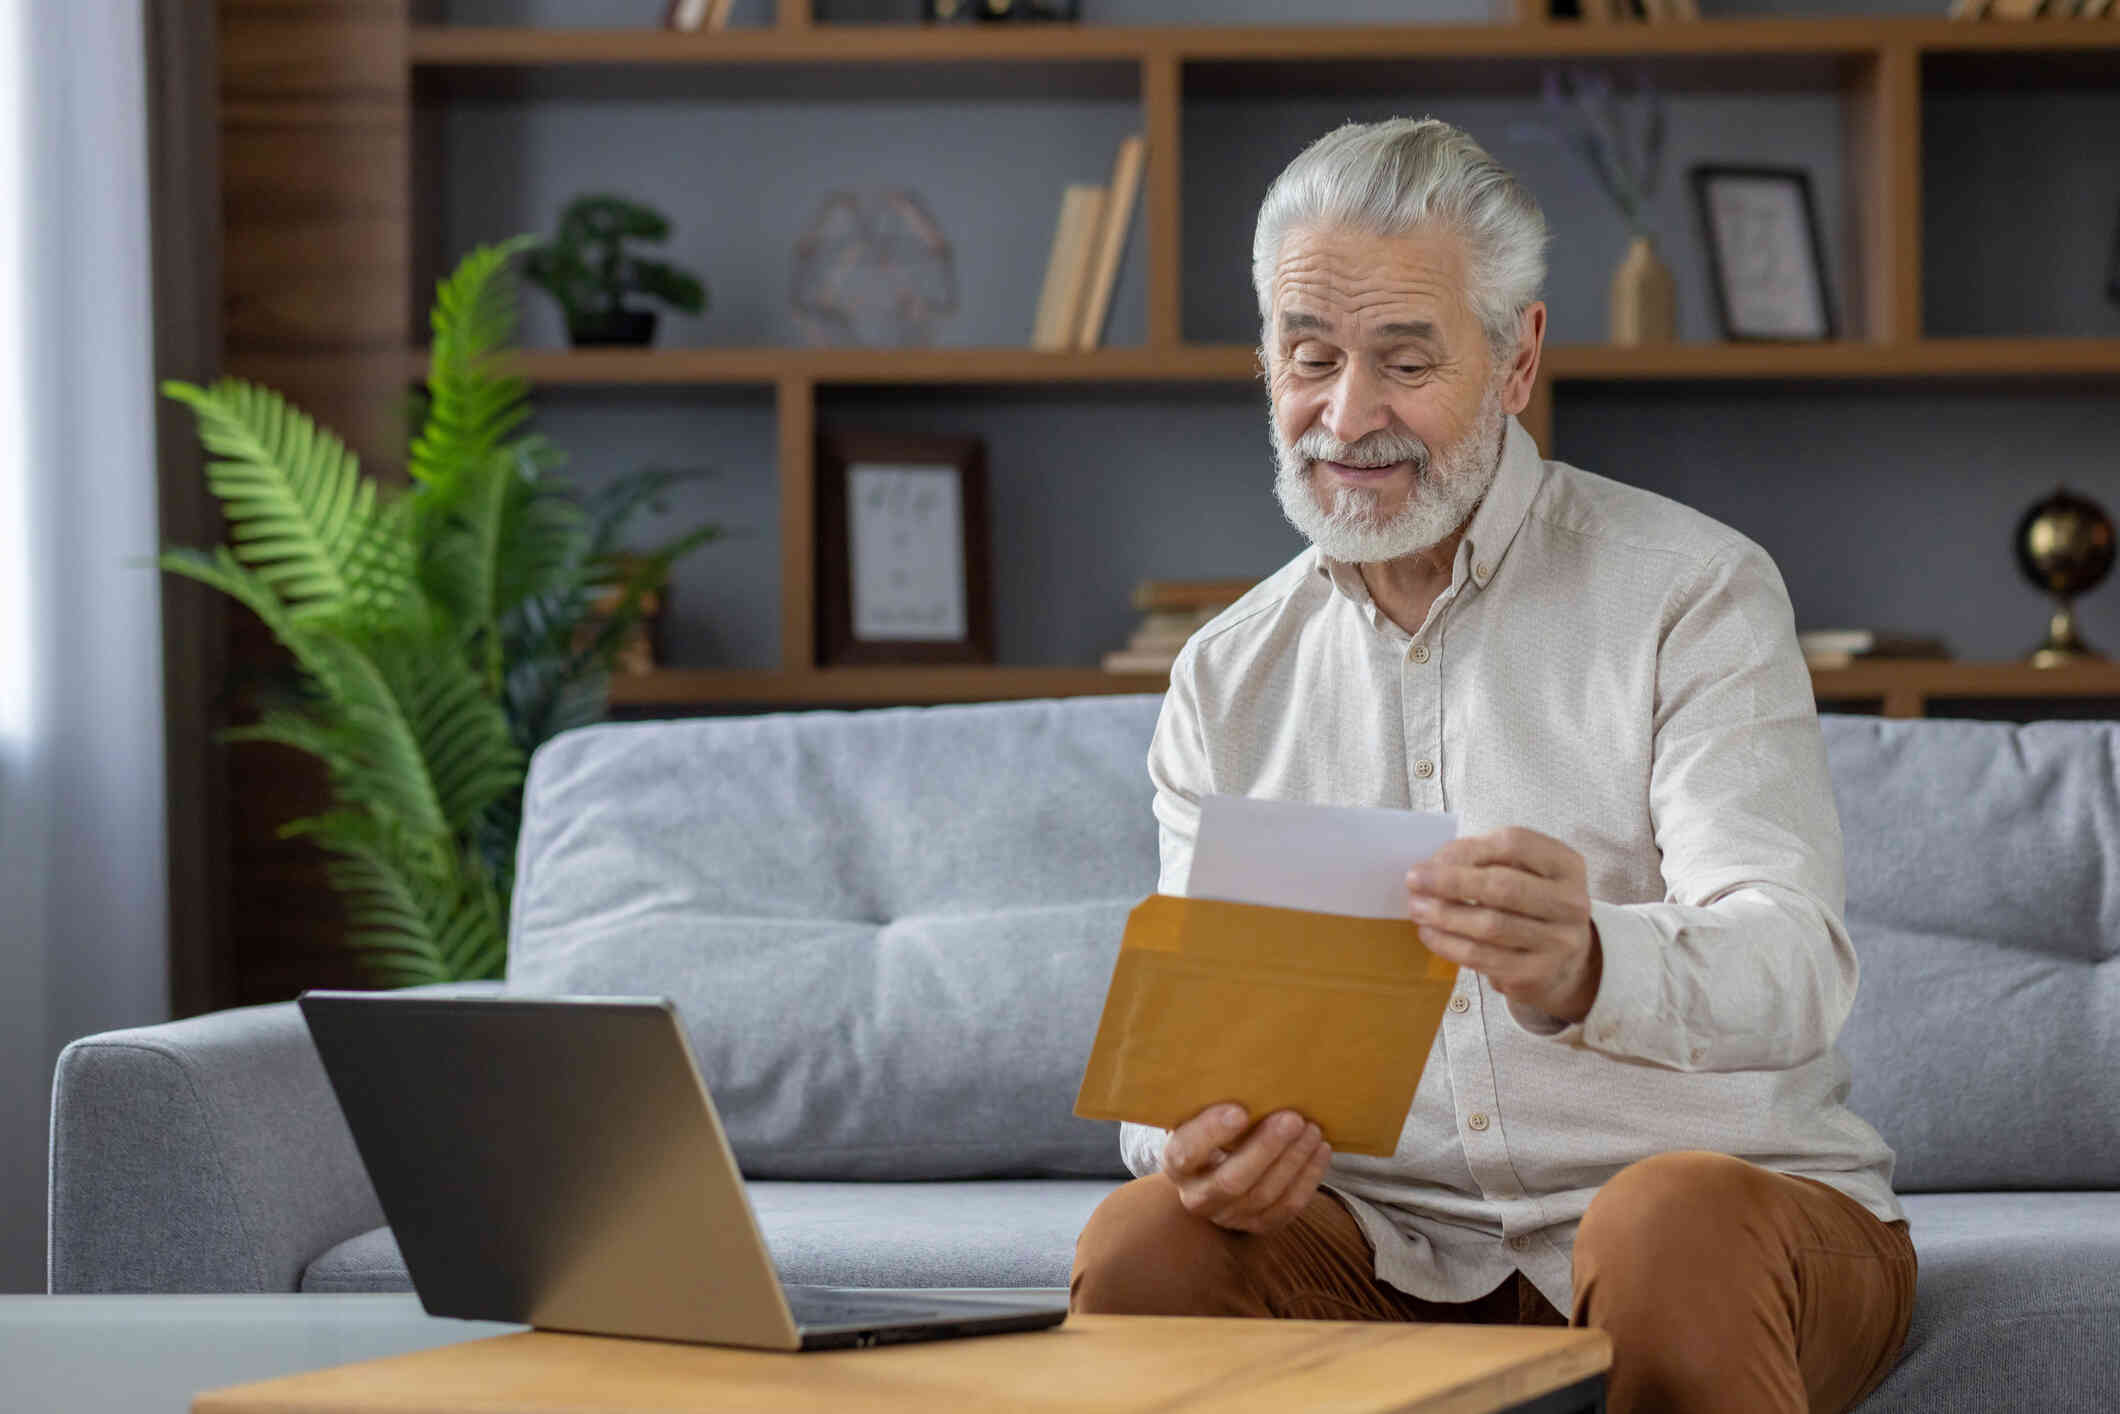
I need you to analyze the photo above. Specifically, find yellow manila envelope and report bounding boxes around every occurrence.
[1074,892,1458,1157]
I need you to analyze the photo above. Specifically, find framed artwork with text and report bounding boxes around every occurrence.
[817,433,992,666]
[1691,165,1836,342]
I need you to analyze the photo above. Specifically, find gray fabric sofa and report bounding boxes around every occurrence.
[49,697,2120,1410]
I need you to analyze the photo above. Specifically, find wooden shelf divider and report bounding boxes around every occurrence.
[777,374,817,673]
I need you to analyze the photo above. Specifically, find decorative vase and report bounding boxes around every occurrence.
[567,308,658,348]
[1608,235,1676,346]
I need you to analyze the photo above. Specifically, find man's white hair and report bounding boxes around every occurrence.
[1251,117,1550,357]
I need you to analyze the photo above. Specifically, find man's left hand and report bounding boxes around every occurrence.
[1407,827,1602,1024]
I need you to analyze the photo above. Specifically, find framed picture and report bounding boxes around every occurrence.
[1691,165,1837,342]
[2107,197,2120,306]
[817,433,992,666]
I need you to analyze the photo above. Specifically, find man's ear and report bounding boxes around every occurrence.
[1498,303,1546,418]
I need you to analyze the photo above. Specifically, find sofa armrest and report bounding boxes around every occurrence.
[47,980,504,1293]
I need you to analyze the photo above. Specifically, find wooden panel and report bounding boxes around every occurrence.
[1144,54,1183,349]
[778,376,817,672]
[220,120,408,353]
[1844,46,1922,344]
[408,19,2120,69]
[422,339,2120,389]
[196,1317,1611,1414]
[605,660,2120,711]
[220,0,412,1004]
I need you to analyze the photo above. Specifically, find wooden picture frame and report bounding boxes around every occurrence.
[1691,165,1837,342]
[817,433,992,666]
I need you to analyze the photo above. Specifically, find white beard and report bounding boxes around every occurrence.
[1270,377,1507,566]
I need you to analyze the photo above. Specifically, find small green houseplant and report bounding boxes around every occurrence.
[523,194,708,347]
[160,238,718,984]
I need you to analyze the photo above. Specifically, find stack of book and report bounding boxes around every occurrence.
[1563,0,1703,21]
[1101,579,1256,674]
[1797,629,1950,671]
[664,0,736,30]
[1950,0,2116,17]
[1031,134,1146,352]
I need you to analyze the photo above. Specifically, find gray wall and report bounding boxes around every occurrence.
[429,0,2120,676]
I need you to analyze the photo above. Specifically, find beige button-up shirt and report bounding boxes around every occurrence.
[1120,415,1901,1315]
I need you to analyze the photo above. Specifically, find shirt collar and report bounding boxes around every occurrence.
[1313,413,1545,606]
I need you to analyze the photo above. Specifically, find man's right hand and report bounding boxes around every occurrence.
[1160,1103,1331,1235]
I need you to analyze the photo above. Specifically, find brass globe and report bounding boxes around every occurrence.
[2014,487,2115,668]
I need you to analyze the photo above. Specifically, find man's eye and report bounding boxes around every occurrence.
[1295,359,1332,370]
[1393,365,1429,376]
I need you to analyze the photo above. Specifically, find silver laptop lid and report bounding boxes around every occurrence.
[299,992,802,1350]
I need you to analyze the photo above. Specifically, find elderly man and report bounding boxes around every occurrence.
[1068,118,1916,1414]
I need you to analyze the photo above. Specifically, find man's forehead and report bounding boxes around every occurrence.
[1269,226,1469,340]
[1278,309,1441,343]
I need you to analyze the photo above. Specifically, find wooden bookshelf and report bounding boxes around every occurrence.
[209,3,2119,1009]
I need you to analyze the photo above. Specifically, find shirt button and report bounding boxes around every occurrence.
[1414,759,1435,779]
[1410,644,1429,664]
[1508,1235,1529,1252]
[1468,1112,1490,1132]
[1474,561,1492,582]
[1449,994,1470,1013]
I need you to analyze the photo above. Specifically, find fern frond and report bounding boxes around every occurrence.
[161,379,412,631]
[410,238,538,506]
[285,811,507,984]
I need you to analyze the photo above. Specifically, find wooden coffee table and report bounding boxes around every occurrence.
[194,1315,1610,1413]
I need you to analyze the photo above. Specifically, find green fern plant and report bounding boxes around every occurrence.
[161,238,719,985]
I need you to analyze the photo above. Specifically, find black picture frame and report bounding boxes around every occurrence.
[816,432,992,667]
[2107,197,2120,306]
[1691,165,1837,342]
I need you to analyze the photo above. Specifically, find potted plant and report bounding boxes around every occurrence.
[159,238,719,983]
[523,194,708,347]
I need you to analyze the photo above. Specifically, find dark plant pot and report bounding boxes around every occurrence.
[568,308,658,347]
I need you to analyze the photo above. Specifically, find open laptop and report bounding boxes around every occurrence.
[297,991,1069,1350]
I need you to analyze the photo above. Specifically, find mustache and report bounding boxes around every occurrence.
[1293,429,1433,475]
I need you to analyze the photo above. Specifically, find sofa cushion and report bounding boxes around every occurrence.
[301,1180,1126,1294]
[1859,1192,2120,1412]
[1823,716,2120,1192]
[507,696,1166,1180]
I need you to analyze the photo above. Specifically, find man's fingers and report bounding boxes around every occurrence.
[1214,1122,1326,1228]
[1178,1110,1305,1216]
[1421,927,1551,989]
[1221,1137,1334,1236]
[1408,894,1538,950]
[1407,861,1582,924]
[1162,1103,1251,1178]
[1425,826,1580,883]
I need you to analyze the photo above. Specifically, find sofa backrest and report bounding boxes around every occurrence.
[1822,714,2119,1192]
[510,699,2120,1191]
[508,696,1165,1180]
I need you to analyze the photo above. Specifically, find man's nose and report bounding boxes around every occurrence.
[1320,364,1390,447]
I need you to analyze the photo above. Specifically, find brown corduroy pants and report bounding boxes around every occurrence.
[1070,1150,1917,1414]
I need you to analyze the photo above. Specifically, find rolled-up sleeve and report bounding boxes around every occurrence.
[1508,540,1857,1073]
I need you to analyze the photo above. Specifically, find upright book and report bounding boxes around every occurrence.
[1031,184,1107,351]
[1074,134,1146,350]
